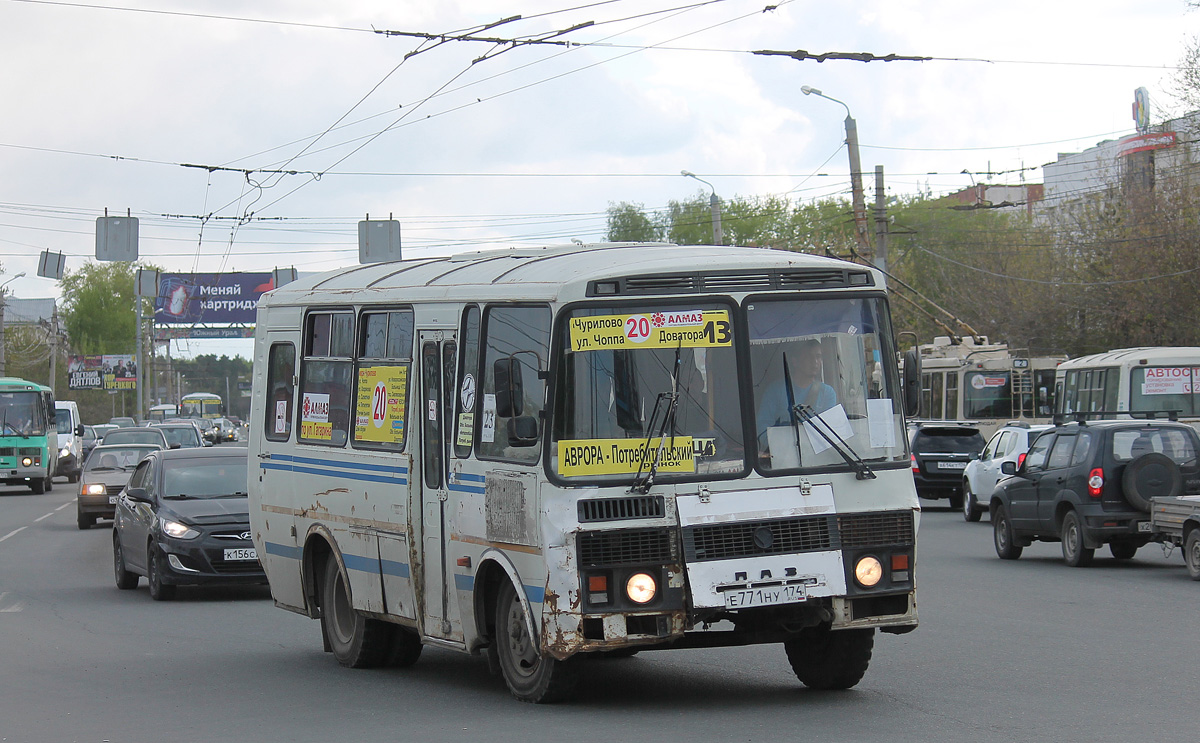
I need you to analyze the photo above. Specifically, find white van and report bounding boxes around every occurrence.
[54,400,83,482]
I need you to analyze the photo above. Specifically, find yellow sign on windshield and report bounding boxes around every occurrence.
[569,309,731,352]
[558,437,696,477]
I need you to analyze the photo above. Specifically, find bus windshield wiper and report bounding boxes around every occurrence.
[630,344,683,494]
[1,409,26,438]
[792,403,876,480]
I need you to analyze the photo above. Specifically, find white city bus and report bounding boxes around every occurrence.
[915,335,1065,439]
[248,243,921,702]
[1055,347,1200,426]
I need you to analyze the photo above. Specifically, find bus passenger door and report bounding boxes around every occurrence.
[418,331,463,641]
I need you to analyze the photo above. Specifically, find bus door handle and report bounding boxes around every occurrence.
[258,453,271,460]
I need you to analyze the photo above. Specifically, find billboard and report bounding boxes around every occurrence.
[68,355,137,391]
[153,272,274,325]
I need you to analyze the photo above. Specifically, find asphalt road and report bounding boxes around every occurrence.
[1,485,1196,743]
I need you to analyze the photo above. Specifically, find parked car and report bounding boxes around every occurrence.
[101,427,170,449]
[961,422,1054,522]
[991,418,1200,566]
[150,422,204,449]
[112,448,263,600]
[908,421,987,508]
[76,443,164,529]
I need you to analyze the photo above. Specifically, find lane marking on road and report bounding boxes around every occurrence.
[34,511,56,522]
[0,592,24,613]
[55,501,71,511]
[0,526,27,543]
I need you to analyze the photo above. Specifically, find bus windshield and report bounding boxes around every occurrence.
[747,297,906,473]
[552,302,745,483]
[0,392,47,436]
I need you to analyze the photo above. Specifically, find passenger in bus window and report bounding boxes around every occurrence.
[756,339,838,434]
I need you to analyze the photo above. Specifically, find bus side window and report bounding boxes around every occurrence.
[299,311,354,447]
[265,342,296,441]
[478,305,550,463]
[353,309,413,451]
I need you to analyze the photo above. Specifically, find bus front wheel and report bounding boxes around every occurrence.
[784,627,874,690]
[493,580,578,703]
[319,557,390,668]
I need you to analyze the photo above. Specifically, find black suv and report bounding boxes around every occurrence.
[909,422,986,508]
[991,418,1200,566]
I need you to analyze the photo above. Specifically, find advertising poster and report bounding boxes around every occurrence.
[67,355,136,391]
[153,272,274,325]
[354,366,408,444]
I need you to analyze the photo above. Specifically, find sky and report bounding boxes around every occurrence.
[3,0,1199,361]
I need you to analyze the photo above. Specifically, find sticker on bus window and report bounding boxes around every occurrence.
[481,395,496,443]
[300,392,332,440]
[456,412,474,447]
[354,366,408,444]
[1141,367,1197,396]
[274,400,288,434]
[568,310,731,352]
[558,437,696,477]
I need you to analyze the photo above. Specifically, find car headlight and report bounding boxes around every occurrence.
[160,519,200,540]
[83,483,106,495]
[854,556,884,588]
[625,572,657,604]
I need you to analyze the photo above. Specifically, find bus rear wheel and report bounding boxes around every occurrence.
[784,627,874,690]
[494,580,577,703]
[319,557,390,668]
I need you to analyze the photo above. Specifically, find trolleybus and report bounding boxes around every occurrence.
[248,243,922,702]
[915,335,1065,439]
[0,377,58,493]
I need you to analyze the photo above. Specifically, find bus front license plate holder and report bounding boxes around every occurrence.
[224,548,258,561]
[723,584,807,609]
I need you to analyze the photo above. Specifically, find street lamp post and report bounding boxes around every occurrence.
[680,170,724,246]
[0,272,27,377]
[800,86,871,259]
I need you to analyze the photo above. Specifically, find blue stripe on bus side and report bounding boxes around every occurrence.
[341,552,378,574]
[380,558,411,579]
[448,483,485,494]
[259,460,407,485]
[454,574,542,604]
[264,541,302,560]
[280,454,408,477]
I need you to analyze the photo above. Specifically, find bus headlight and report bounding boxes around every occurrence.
[626,573,657,604]
[854,556,883,588]
[21,456,33,467]
[60,447,70,458]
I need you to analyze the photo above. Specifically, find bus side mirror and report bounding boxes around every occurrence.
[902,348,921,418]
[507,416,539,447]
[494,358,524,417]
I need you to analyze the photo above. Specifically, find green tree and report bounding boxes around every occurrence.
[60,261,142,354]
[605,202,664,242]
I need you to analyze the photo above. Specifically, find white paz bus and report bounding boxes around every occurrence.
[248,243,922,702]
[1055,346,1200,426]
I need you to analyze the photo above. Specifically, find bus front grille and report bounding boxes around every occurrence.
[837,511,915,547]
[683,516,833,561]
[681,511,915,561]
[577,528,676,567]
[578,495,664,523]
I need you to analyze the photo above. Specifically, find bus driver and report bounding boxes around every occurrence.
[756,338,837,433]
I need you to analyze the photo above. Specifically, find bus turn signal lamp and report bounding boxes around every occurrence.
[1088,468,1104,498]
